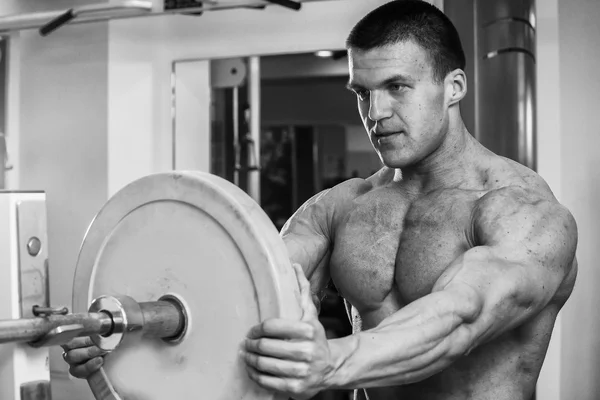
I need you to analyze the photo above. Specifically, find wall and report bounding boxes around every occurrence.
[556,0,600,398]
[4,21,110,399]
[535,0,562,398]
[535,0,600,399]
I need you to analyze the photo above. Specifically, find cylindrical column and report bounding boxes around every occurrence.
[475,0,537,170]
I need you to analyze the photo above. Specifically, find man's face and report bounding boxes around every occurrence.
[347,41,450,169]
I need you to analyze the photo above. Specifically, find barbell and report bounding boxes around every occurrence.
[0,171,303,400]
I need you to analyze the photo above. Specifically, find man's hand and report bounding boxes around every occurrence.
[243,263,335,399]
[61,337,107,379]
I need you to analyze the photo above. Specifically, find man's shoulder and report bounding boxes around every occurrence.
[482,155,556,201]
[293,174,376,223]
[325,167,390,201]
[466,153,575,242]
[472,182,575,245]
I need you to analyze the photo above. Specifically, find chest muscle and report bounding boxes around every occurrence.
[330,188,481,314]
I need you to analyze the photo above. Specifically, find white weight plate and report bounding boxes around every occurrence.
[72,171,302,400]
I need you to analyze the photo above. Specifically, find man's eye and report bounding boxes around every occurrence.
[389,84,405,92]
[356,90,370,101]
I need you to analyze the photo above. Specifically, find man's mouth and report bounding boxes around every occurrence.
[373,131,402,138]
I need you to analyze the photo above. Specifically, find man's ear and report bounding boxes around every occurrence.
[446,69,467,106]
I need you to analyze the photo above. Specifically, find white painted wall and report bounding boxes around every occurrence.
[5,22,110,399]
[556,0,600,398]
[173,60,211,172]
[536,0,600,399]
[535,1,562,398]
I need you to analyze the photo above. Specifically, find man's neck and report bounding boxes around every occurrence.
[394,123,484,193]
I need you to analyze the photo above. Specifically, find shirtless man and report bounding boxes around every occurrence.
[240,1,578,399]
[62,1,578,399]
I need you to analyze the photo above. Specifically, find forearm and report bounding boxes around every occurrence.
[323,290,477,389]
[321,245,560,390]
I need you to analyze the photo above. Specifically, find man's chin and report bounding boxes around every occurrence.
[380,156,411,169]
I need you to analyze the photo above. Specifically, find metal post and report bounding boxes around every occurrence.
[233,86,240,186]
[247,56,261,203]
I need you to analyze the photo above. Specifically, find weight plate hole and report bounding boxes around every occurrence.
[158,294,188,344]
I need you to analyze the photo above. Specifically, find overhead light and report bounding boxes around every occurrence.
[315,50,334,58]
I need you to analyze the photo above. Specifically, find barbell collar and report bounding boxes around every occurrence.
[88,295,187,351]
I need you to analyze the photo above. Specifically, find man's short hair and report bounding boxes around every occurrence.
[346,0,466,83]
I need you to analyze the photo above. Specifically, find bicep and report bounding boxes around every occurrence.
[432,187,578,346]
[283,231,331,295]
[474,187,577,278]
[280,189,335,294]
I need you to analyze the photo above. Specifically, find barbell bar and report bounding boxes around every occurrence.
[0,295,185,348]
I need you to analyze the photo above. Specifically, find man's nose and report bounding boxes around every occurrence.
[368,91,392,122]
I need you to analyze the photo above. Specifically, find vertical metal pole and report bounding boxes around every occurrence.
[0,134,6,189]
[312,127,320,192]
[473,0,537,170]
[170,64,177,170]
[473,0,481,141]
[0,37,8,188]
[248,56,261,203]
[290,126,298,211]
[232,86,240,186]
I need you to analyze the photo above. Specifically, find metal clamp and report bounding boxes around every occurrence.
[88,296,144,352]
[32,305,69,317]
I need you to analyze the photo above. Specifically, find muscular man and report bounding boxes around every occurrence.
[62,1,578,399]
[240,1,577,399]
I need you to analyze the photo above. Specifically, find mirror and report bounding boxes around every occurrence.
[205,51,381,229]
[174,51,381,400]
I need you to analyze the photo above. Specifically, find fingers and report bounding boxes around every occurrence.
[68,357,104,379]
[247,319,315,340]
[245,337,314,361]
[63,345,107,365]
[61,337,106,379]
[243,352,309,378]
[292,263,311,297]
[61,336,96,351]
[292,263,318,320]
[246,364,300,395]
